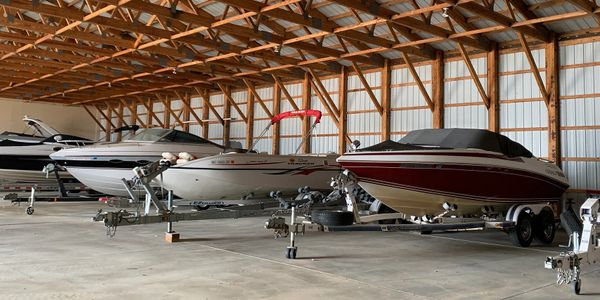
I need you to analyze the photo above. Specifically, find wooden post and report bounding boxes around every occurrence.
[272,82,281,154]
[201,89,210,139]
[546,36,561,165]
[162,95,171,128]
[381,59,391,141]
[223,86,231,147]
[104,104,112,142]
[302,72,312,154]
[146,98,153,126]
[488,43,500,132]
[338,67,348,154]
[246,85,255,149]
[182,93,190,132]
[432,51,445,129]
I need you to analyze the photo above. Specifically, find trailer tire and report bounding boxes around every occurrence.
[572,279,581,295]
[311,210,354,226]
[509,210,534,247]
[534,208,556,244]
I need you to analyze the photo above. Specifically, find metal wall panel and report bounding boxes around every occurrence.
[444,57,488,129]
[560,40,600,192]
[390,64,433,137]
[229,90,248,147]
[499,48,548,158]
[346,70,382,147]
[253,87,274,153]
[279,83,303,154]
[311,77,339,153]
[208,93,224,141]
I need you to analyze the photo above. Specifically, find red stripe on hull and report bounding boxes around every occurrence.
[341,162,568,202]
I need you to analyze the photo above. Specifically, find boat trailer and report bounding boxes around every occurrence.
[93,159,320,239]
[545,197,600,295]
[2,163,101,215]
[265,171,518,259]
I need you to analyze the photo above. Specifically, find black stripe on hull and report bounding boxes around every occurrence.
[0,155,54,171]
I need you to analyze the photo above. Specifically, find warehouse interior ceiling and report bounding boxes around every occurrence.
[0,0,599,104]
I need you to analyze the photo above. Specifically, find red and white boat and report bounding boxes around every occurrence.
[162,110,341,201]
[337,129,569,217]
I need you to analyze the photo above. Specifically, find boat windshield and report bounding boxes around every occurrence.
[129,128,223,147]
[129,128,172,142]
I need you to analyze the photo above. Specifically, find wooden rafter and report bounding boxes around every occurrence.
[400,51,434,112]
[217,83,248,123]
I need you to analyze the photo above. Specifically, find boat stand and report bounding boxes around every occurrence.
[545,197,600,295]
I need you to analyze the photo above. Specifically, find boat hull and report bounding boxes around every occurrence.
[51,142,225,196]
[338,150,569,216]
[162,153,341,200]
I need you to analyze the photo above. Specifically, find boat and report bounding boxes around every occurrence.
[50,128,228,196]
[337,128,570,217]
[161,110,341,202]
[0,116,92,184]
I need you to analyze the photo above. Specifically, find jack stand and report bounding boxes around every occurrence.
[545,197,600,295]
[285,203,298,259]
[164,190,180,243]
[26,186,36,215]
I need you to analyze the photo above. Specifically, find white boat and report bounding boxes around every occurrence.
[50,128,228,196]
[0,117,91,184]
[161,110,341,202]
[337,128,570,217]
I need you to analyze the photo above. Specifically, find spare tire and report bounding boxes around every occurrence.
[311,210,354,226]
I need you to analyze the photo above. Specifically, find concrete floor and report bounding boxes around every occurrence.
[0,202,599,300]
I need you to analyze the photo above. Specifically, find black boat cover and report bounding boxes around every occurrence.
[359,128,533,158]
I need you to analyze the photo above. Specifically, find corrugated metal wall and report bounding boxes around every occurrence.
[189,95,203,137]
[347,69,382,147]
[390,63,432,141]
[229,90,248,148]
[253,86,274,153]
[560,40,600,192]
[311,76,339,153]
[499,48,549,158]
[208,93,224,144]
[279,82,303,154]
[444,55,488,129]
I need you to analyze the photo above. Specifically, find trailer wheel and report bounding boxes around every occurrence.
[285,247,297,259]
[509,211,534,247]
[572,279,581,295]
[26,207,34,215]
[311,210,354,226]
[534,208,556,244]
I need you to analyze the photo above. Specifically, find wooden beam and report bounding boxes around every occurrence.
[272,76,300,111]
[307,68,340,116]
[82,105,105,133]
[517,33,549,105]
[487,43,500,132]
[217,83,248,123]
[159,95,185,129]
[302,72,312,154]
[201,90,210,139]
[401,51,434,112]
[243,79,273,119]
[457,42,490,108]
[223,86,231,147]
[246,86,255,149]
[432,51,444,129]
[139,97,165,128]
[339,66,348,154]
[272,82,281,155]
[120,99,146,128]
[197,87,225,125]
[381,59,392,141]
[101,104,113,142]
[351,62,383,115]
[546,36,561,165]
[309,79,340,126]
[175,90,205,129]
